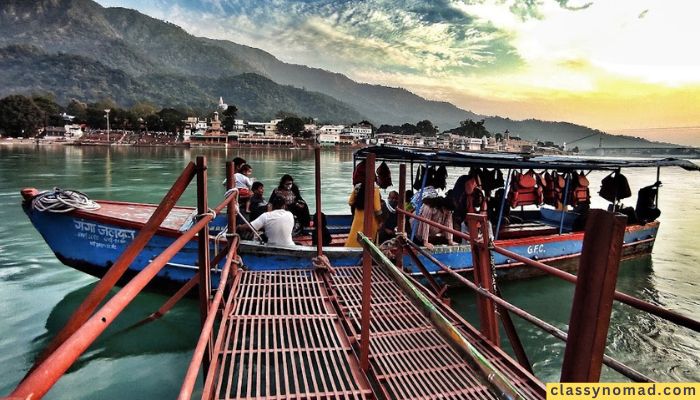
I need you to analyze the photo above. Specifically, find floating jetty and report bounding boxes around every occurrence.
[8,149,699,399]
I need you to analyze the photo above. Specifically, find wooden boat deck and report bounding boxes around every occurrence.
[75,201,194,231]
[211,266,545,399]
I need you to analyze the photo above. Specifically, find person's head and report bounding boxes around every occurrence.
[233,157,246,172]
[240,164,253,176]
[279,174,294,190]
[252,181,264,195]
[312,212,328,227]
[388,191,399,208]
[270,195,286,210]
[405,190,414,203]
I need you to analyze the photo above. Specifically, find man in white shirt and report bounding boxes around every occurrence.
[239,195,295,246]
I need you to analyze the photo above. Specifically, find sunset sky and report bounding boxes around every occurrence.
[97,0,700,145]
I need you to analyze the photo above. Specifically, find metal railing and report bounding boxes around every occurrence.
[389,162,699,383]
[12,157,240,400]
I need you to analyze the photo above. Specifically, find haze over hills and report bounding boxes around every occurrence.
[0,0,678,149]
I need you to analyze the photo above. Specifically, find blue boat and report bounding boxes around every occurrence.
[21,146,698,291]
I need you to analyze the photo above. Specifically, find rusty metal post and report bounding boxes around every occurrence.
[466,214,500,346]
[359,153,376,371]
[28,162,197,371]
[225,161,237,274]
[12,211,219,400]
[396,163,406,270]
[561,209,627,382]
[494,286,533,373]
[196,156,212,376]
[315,146,323,257]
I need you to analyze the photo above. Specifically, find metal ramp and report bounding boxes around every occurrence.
[211,270,373,399]
[328,266,545,400]
[211,266,545,400]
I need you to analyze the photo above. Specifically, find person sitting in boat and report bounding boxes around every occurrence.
[238,195,295,247]
[311,212,333,247]
[345,165,383,247]
[378,190,412,243]
[269,174,310,234]
[247,181,267,221]
[415,196,456,250]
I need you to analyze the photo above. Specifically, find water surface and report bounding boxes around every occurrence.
[0,145,697,398]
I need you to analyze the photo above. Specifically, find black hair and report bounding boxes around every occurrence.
[278,174,294,188]
[240,163,252,173]
[354,184,366,210]
[270,195,286,209]
[252,181,264,191]
[233,157,246,169]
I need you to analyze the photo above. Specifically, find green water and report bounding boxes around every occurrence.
[0,145,698,398]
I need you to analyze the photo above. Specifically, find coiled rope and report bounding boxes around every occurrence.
[31,188,100,213]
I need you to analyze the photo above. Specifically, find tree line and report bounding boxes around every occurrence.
[0,93,506,141]
[377,118,506,139]
[0,94,241,137]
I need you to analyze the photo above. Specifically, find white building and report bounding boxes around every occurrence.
[343,126,372,140]
[65,124,83,138]
[318,125,344,135]
[318,133,340,145]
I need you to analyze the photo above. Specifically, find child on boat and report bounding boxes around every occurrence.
[247,181,268,221]
[235,164,256,215]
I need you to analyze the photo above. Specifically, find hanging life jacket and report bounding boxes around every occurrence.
[567,171,590,206]
[507,169,543,208]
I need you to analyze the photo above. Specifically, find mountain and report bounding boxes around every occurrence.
[0,0,672,149]
[0,45,363,122]
[482,117,670,149]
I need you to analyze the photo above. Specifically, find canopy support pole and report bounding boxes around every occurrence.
[494,169,511,241]
[410,160,431,242]
[559,173,571,234]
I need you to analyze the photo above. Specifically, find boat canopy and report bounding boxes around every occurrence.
[354,145,700,172]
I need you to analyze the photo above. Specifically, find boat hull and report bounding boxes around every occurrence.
[24,203,659,291]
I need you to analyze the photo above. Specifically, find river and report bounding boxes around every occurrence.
[0,145,698,398]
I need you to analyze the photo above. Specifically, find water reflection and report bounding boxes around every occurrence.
[35,283,200,371]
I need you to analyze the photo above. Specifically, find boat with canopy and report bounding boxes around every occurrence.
[21,145,700,291]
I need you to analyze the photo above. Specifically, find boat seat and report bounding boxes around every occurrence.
[294,233,349,247]
[497,223,558,240]
[303,224,350,235]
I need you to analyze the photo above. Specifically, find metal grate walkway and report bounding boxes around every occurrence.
[328,266,545,400]
[211,270,373,399]
[212,266,545,400]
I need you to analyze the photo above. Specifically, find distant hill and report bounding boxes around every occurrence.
[0,0,674,149]
[482,117,670,149]
[0,45,363,122]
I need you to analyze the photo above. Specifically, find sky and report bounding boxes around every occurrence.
[97,0,700,146]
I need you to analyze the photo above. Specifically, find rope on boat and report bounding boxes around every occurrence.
[195,208,216,220]
[31,188,100,213]
[312,254,334,273]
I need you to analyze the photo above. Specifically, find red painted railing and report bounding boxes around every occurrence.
[11,157,240,399]
[392,162,699,383]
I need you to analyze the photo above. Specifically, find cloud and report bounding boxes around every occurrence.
[96,0,700,131]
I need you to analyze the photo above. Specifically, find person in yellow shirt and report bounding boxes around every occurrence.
[345,181,383,247]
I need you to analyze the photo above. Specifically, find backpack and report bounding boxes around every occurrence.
[599,172,631,203]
